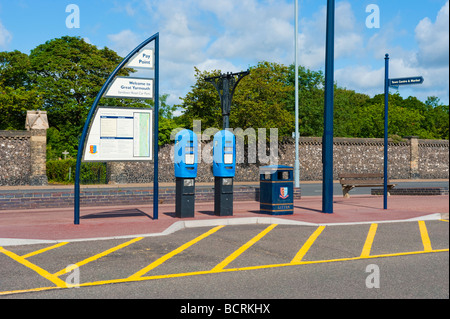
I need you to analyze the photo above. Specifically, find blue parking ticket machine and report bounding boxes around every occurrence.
[174,129,198,218]
[212,130,236,216]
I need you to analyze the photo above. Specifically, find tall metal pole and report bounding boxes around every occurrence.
[294,0,300,188]
[153,34,160,219]
[223,74,230,129]
[384,53,389,210]
[322,0,335,214]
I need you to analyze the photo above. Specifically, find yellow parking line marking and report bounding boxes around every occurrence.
[78,248,450,285]
[0,285,62,296]
[1,247,448,297]
[212,224,278,271]
[418,221,433,252]
[440,219,449,223]
[129,225,225,279]
[22,242,69,259]
[360,224,378,258]
[54,237,144,277]
[290,226,325,263]
[0,246,67,288]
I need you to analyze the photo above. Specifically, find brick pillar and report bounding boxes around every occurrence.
[26,111,49,186]
[29,129,48,185]
[407,136,420,179]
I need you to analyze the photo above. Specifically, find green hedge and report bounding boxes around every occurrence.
[46,159,108,184]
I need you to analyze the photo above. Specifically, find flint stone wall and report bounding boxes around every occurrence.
[0,131,32,186]
[107,136,449,183]
[1,132,447,186]
[0,129,48,186]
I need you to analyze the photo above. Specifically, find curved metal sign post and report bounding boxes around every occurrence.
[74,33,159,224]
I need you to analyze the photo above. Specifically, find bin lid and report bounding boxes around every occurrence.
[259,165,293,173]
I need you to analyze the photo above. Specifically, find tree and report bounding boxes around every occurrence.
[0,51,42,129]
[28,36,135,159]
[29,36,129,128]
[424,96,449,139]
[147,93,181,146]
[333,88,371,137]
[231,61,294,138]
[285,64,325,137]
[2,36,448,162]
[178,67,222,129]
[362,93,449,139]
[179,62,449,141]
[178,62,294,139]
[2,37,182,160]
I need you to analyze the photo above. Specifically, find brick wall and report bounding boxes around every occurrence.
[0,185,302,210]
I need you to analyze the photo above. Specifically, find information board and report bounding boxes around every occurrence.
[83,107,153,162]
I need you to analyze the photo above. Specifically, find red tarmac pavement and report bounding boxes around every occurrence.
[0,195,448,242]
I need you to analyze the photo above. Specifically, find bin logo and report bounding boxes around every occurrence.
[89,145,98,154]
[279,187,289,199]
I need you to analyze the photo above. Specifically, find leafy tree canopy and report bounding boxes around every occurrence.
[178,61,448,141]
[1,37,448,165]
[0,36,173,159]
[178,61,295,139]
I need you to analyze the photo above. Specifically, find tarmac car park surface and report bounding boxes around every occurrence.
[1,218,448,299]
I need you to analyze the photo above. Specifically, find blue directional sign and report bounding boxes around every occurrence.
[389,76,424,87]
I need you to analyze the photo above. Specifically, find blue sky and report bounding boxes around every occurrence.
[0,0,448,107]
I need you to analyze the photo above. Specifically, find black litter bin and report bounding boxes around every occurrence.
[260,165,294,215]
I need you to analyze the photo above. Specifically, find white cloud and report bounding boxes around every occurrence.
[198,0,234,17]
[0,20,12,48]
[110,1,137,17]
[161,32,209,63]
[125,3,136,17]
[336,53,449,103]
[415,0,449,67]
[107,29,141,56]
[205,0,294,63]
[335,2,364,58]
[106,0,448,105]
[131,0,296,108]
[335,65,384,92]
[297,1,364,69]
[196,59,242,73]
[335,1,449,104]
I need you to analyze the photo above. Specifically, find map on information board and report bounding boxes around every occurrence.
[83,107,153,162]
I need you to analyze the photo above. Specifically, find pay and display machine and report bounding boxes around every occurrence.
[174,129,198,218]
[212,130,236,216]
